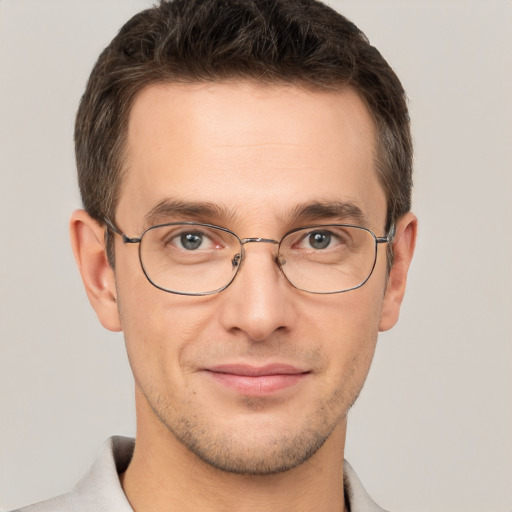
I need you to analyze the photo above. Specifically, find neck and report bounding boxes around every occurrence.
[121,394,348,512]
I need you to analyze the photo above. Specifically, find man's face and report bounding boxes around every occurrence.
[112,82,392,474]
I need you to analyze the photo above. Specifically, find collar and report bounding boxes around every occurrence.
[26,436,387,512]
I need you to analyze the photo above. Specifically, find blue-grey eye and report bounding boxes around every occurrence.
[308,231,331,249]
[181,232,203,250]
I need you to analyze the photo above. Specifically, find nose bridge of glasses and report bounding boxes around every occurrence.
[240,237,279,245]
[231,237,281,268]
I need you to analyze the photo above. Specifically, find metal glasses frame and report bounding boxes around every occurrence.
[104,218,395,296]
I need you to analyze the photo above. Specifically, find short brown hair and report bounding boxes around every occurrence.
[75,0,412,262]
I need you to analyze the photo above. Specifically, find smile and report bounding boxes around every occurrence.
[205,364,310,396]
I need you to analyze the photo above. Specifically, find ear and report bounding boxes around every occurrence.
[69,209,122,332]
[379,212,417,332]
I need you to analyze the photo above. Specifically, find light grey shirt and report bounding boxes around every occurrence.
[13,436,388,512]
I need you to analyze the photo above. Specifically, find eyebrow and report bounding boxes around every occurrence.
[285,201,368,227]
[143,199,237,228]
[143,198,368,230]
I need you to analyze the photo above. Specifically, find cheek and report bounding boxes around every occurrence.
[307,280,385,344]
[114,263,214,387]
[307,284,384,377]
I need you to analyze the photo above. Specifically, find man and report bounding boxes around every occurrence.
[15,0,416,510]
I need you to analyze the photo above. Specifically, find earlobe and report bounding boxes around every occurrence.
[379,212,417,332]
[69,209,122,332]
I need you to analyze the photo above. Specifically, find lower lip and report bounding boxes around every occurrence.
[207,371,308,396]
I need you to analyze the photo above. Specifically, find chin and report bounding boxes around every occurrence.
[181,429,331,475]
[160,406,343,475]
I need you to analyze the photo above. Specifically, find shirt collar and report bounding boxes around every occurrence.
[75,436,386,512]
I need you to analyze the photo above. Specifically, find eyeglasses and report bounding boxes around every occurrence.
[104,220,395,296]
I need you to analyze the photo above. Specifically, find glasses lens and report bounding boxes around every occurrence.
[279,225,377,293]
[140,224,241,295]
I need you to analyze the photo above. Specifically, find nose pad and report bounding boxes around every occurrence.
[231,253,242,268]
[230,241,283,278]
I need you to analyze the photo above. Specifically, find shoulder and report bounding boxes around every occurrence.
[344,460,390,512]
[9,436,135,512]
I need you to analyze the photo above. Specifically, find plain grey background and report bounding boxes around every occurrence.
[1,1,511,511]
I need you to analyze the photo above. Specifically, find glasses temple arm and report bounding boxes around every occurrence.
[102,217,141,244]
[375,222,396,244]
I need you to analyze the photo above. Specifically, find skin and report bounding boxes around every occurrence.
[70,82,417,512]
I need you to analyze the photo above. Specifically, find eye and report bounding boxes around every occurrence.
[149,224,237,255]
[180,232,205,250]
[287,227,351,253]
[174,230,215,251]
[307,231,332,250]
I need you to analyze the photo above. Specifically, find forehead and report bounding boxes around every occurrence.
[118,81,386,232]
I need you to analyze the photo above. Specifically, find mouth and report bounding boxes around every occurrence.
[204,363,310,396]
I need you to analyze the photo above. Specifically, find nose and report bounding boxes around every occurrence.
[218,241,296,342]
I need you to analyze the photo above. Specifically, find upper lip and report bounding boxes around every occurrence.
[207,364,308,377]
